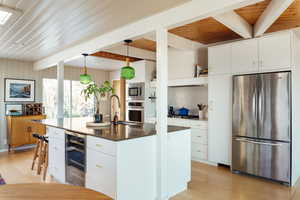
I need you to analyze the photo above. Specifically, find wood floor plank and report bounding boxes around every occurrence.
[0,149,300,199]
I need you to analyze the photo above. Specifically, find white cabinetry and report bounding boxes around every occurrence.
[230,31,293,74]
[208,75,232,165]
[85,136,157,200]
[232,39,259,74]
[208,44,231,75]
[167,118,209,163]
[48,127,65,183]
[259,32,292,71]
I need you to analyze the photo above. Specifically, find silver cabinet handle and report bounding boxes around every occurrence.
[235,138,282,146]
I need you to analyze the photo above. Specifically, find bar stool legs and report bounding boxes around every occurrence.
[31,134,49,181]
[31,134,42,171]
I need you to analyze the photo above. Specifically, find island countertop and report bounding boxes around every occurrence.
[33,117,190,141]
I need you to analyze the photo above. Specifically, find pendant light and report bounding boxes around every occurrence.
[80,53,92,84]
[120,40,135,80]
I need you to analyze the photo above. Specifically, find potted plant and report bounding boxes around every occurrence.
[82,81,114,123]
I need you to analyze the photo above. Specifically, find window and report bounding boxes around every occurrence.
[43,79,94,118]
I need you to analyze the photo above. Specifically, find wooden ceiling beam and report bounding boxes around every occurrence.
[144,33,204,50]
[213,11,253,38]
[91,51,142,62]
[104,45,156,60]
[254,0,294,37]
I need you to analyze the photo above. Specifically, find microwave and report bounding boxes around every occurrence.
[127,82,145,100]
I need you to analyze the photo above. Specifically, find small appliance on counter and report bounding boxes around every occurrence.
[177,107,189,116]
[168,105,175,116]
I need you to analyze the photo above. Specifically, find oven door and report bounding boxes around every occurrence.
[127,108,144,123]
[128,87,140,97]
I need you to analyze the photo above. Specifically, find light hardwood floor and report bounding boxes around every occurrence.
[0,149,299,200]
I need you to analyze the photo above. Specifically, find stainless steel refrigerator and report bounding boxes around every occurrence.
[232,71,291,185]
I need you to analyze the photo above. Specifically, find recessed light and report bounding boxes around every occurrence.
[0,10,12,25]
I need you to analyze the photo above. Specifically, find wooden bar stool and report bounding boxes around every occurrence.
[37,136,48,178]
[41,136,49,181]
[31,134,43,171]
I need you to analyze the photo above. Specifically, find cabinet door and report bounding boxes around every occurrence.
[86,148,116,198]
[208,44,231,75]
[11,119,30,147]
[259,32,292,71]
[208,75,232,165]
[232,39,259,74]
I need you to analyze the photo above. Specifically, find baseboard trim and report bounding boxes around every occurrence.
[192,159,218,166]
[0,144,36,153]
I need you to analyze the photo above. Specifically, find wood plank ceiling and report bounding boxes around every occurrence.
[129,0,300,52]
[0,0,188,61]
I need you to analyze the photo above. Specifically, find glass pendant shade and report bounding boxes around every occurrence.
[120,41,135,80]
[121,57,135,80]
[80,53,92,84]
[80,73,92,84]
[121,65,135,80]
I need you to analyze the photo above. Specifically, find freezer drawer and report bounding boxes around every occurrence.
[232,137,290,183]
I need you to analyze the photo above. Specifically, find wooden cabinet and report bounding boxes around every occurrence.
[6,115,46,151]
[258,32,292,71]
[208,44,231,75]
[208,75,232,165]
[232,39,259,74]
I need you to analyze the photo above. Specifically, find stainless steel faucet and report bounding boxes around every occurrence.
[110,94,121,124]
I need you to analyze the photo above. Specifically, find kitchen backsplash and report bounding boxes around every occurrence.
[168,86,208,116]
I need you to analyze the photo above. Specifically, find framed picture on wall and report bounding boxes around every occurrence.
[4,78,35,102]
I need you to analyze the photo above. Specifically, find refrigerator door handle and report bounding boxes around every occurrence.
[234,138,283,146]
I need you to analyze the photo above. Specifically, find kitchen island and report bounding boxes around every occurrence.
[35,117,191,200]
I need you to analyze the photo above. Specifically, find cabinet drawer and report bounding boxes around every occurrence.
[191,143,208,160]
[191,133,207,144]
[48,127,65,140]
[87,136,116,156]
[86,149,116,198]
[191,128,207,144]
[189,121,208,128]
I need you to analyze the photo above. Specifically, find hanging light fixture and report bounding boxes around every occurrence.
[80,53,92,84]
[120,40,135,80]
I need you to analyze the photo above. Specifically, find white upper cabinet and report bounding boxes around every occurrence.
[232,39,259,74]
[258,32,292,71]
[208,44,231,75]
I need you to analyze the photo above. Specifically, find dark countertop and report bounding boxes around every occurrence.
[33,117,190,141]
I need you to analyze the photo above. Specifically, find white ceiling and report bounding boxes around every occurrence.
[0,0,188,62]
[66,55,124,71]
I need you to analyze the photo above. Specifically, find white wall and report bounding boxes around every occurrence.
[0,59,110,150]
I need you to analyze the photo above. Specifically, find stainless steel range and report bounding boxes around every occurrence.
[232,71,291,185]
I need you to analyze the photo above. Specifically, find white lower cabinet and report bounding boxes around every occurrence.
[48,127,65,183]
[86,148,116,198]
[168,118,208,163]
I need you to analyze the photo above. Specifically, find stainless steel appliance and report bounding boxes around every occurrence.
[126,101,144,123]
[65,131,86,186]
[127,82,145,100]
[232,71,291,185]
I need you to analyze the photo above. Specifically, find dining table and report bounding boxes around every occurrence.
[0,183,112,200]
